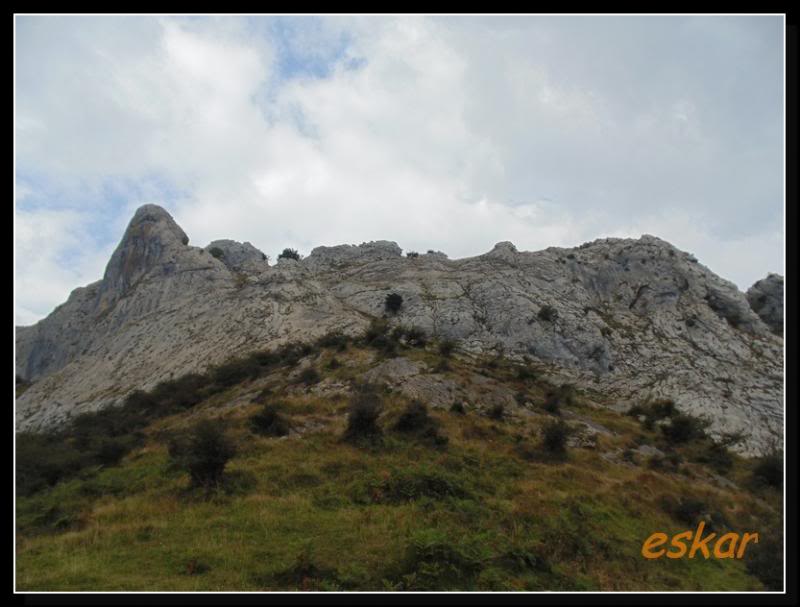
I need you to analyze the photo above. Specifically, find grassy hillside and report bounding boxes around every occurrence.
[15,326,783,591]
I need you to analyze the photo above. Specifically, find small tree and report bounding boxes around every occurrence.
[343,389,383,444]
[250,404,291,437]
[209,247,225,260]
[752,450,783,489]
[541,420,570,454]
[278,248,301,261]
[385,293,403,314]
[538,305,558,322]
[171,420,237,488]
[438,339,457,358]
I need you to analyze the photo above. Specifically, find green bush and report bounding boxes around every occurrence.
[406,251,419,258]
[538,305,558,322]
[361,318,397,355]
[392,401,447,447]
[543,392,561,415]
[661,413,708,444]
[316,331,349,351]
[250,404,291,437]
[209,247,225,259]
[278,248,301,261]
[343,389,383,445]
[391,530,484,590]
[385,293,404,314]
[745,532,783,590]
[752,451,782,489]
[212,357,262,388]
[438,339,457,357]
[150,373,211,412]
[404,326,427,347]
[16,432,88,497]
[487,404,505,421]
[369,468,470,504]
[693,441,734,474]
[516,365,537,382]
[170,420,237,489]
[541,420,570,454]
[449,402,466,415]
[297,367,321,386]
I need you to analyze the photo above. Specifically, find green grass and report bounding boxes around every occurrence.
[16,341,781,591]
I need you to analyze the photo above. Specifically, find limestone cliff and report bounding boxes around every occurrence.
[15,205,783,454]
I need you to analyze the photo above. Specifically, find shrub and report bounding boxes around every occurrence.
[317,331,349,351]
[385,293,404,314]
[449,402,466,415]
[150,373,211,413]
[278,248,301,261]
[433,359,451,373]
[745,532,783,590]
[752,451,782,489]
[370,468,470,504]
[298,367,321,386]
[648,452,682,472]
[538,305,558,322]
[327,357,341,370]
[361,318,397,355]
[693,441,734,474]
[343,390,383,445]
[250,404,291,437]
[543,392,561,415]
[394,401,432,433]
[171,420,237,488]
[516,365,537,382]
[626,404,645,417]
[487,404,505,421]
[661,413,708,444]
[541,420,570,454]
[392,401,447,447]
[16,432,88,496]
[406,251,419,258]
[209,247,225,259]
[438,339,457,357]
[664,496,708,526]
[404,326,427,347]
[389,530,483,590]
[650,399,676,419]
[556,384,576,406]
[212,357,262,388]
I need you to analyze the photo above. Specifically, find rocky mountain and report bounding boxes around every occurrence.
[15,204,783,454]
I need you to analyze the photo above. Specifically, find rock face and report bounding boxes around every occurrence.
[15,205,783,455]
[205,239,268,273]
[747,273,784,336]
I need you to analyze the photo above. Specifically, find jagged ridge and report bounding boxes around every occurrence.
[15,205,783,454]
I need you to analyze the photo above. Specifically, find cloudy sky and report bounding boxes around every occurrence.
[14,14,784,326]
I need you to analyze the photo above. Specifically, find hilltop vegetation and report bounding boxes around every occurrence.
[15,326,783,591]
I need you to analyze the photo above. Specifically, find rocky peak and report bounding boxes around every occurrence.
[15,205,784,455]
[747,273,784,336]
[304,240,402,269]
[97,205,189,304]
[484,241,518,262]
[205,239,268,272]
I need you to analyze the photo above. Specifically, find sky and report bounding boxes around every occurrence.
[14,14,785,326]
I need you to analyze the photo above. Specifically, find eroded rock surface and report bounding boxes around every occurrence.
[15,206,783,455]
[747,273,784,336]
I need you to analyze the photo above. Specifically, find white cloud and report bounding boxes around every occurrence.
[14,206,114,325]
[14,15,784,323]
